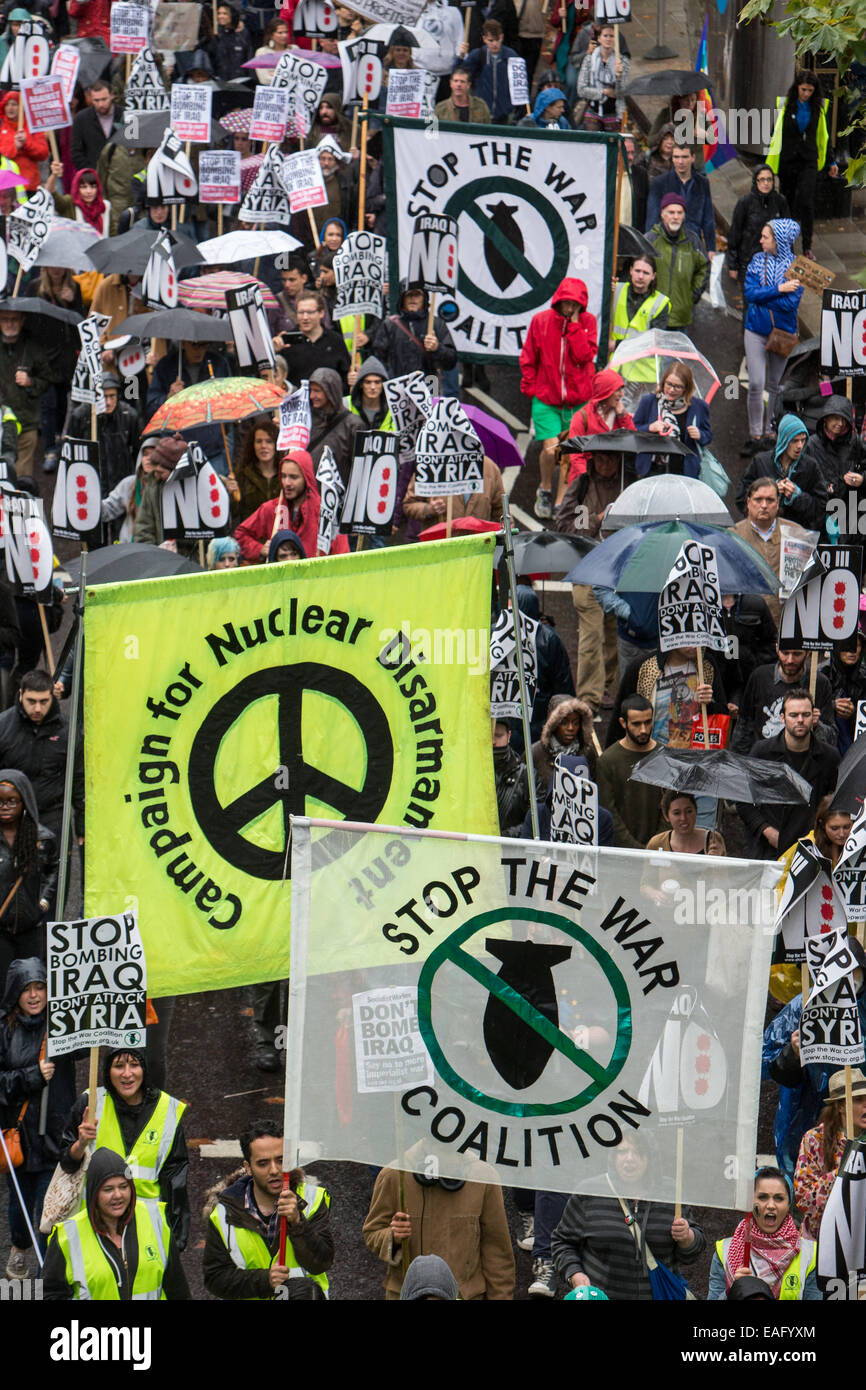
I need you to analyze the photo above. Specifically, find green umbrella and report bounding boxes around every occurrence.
[563,520,781,594]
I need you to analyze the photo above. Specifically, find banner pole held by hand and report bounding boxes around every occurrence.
[809,649,818,703]
[502,494,540,839]
[427,291,436,339]
[695,647,710,749]
[445,493,453,539]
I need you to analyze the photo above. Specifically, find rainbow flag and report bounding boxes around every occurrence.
[696,15,737,172]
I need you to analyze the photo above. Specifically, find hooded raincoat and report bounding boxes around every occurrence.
[519,277,598,409]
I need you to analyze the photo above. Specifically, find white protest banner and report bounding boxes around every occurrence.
[226,283,275,373]
[141,228,178,309]
[7,187,53,272]
[383,370,433,460]
[239,143,292,224]
[161,440,230,542]
[110,2,150,54]
[801,971,865,1067]
[292,0,339,39]
[0,18,49,86]
[387,121,617,364]
[817,1136,866,1285]
[780,544,864,651]
[250,85,291,143]
[71,313,108,410]
[199,150,241,204]
[333,230,386,320]
[595,0,631,18]
[805,928,861,1005]
[125,45,170,113]
[774,838,849,965]
[281,148,327,212]
[340,0,426,22]
[288,820,782,1205]
[551,760,598,845]
[341,431,398,537]
[490,607,537,717]
[51,44,80,104]
[353,985,434,1093]
[339,36,385,105]
[271,51,328,132]
[20,75,71,132]
[507,56,530,109]
[146,128,197,203]
[152,1,200,52]
[51,438,102,543]
[2,490,52,598]
[779,525,817,601]
[407,213,459,298]
[856,702,866,743]
[315,444,345,556]
[834,804,866,925]
[277,381,311,450]
[414,398,484,497]
[386,68,426,118]
[170,83,212,143]
[658,539,730,653]
[821,288,866,378]
[47,913,147,1057]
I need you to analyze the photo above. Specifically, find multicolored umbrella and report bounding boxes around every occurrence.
[219,107,253,134]
[144,376,287,433]
[241,154,264,196]
[563,520,780,594]
[178,272,278,311]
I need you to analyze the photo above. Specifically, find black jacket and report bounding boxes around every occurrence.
[731,661,836,754]
[283,328,351,391]
[0,768,58,933]
[69,400,140,492]
[719,595,778,706]
[802,395,865,542]
[70,105,119,172]
[0,577,21,657]
[737,730,841,857]
[725,166,790,278]
[0,697,83,835]
[737,446,829,532]
[0,957,80,1171]
[370,297,457,379]
[203,1173,333,1300]
[495,743,536,836]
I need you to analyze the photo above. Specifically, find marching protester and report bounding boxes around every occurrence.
[632,361,712,478]
[531,694,597,797]
[0,670,83,847]
[766,71,837,260]
[645,144,716,256]
[732,477,810,627]
[794,1070,866,1239]
[726,166,791,283]
[737,688,841,857]
[731,643,836,753]
[609,257,670,362]
[647,194,709,331]
[370,282,457,386]
[0,769,57,995]
[708,1168,819,1300]
[596,696,666,849]
[646,790,726,856]
[235,451,350,561]
[737,414,827,529]
[231,416,281,524]
[741,219,803,455]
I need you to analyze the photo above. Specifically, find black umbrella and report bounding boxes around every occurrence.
[832,733,866,816]
[562,429,691,458]
[512,530,597,575]
[624,70,710,97]
[64,36,113,91]
[114,111,171,150]
[64,543,202,587]
[88,227,204,275]
[617,226,656,261]
[628,747,812,805]
[0,297,82,326]
[112,308,233,342]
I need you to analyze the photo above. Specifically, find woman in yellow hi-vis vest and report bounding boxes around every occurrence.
[59,1047,190,1250]
[766,70,838,258]
[707,1167,819,1300]
[43,1148,190,1300]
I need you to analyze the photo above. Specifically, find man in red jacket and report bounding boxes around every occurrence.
[519,277,598,519]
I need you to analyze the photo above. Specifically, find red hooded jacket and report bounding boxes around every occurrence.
[566,368,635,481]
[519,278,598,410]
[234,449,350,561]
[0,92,48,191]
[68,0,112,42]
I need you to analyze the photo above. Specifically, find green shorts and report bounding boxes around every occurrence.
[531,399,575,442]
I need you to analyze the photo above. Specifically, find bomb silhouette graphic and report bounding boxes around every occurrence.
[483,201,524,292]
[483,939,572,1089]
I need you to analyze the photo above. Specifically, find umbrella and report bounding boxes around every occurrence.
[604,476,733,531]
[0,297,82,325]
[563,520,781,594]
[564,429,691,460]
[609,330,721,403]
[617,226,656,261]
[832,734,866,817]
[63,35,112,91]
[64,543,202,587]
[363,23,436,49]
[34,219,101,272]
[511,530,597,574]
[219,108,253,135]
[240,155,265,197]
[113,307,233,343]
[460,404,524,472]
[198,229,301,266]
[144,376,287,433]
[628,746,812,805]
[88,227,204,275]
[114,112,171,149]
[178,272,278,311]
[0,170,25,191]
[418,518,502,541]
[624,70,711,97]
[242,47,341,68]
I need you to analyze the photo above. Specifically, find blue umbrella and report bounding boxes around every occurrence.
[563,520,780,595]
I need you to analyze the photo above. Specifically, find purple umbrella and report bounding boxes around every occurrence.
[460,404,525,472]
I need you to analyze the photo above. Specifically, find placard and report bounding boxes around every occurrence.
[249,85,291,144]
[110,2,150,54]
[146,128,198,204]
[339,36,384,105]
[198,150,241,204]
[7,187,53,272]
[238,143,291,224]
[821,289,866,377]
[2,490,52,598]
[292,0,338,40]
[281,148,327,212]
[161,441,230,541]
[594,0,631,18]
[658,539,730,653]
[141,228,178,309]
[0,18,49,86]
[779,544,864,650]
[170,83,212,143]
[507,56,530,109]
[340,431,398,536]
[20,75,72,132]
[490,607,538,718]
[333,229,386,320]
[277,382,311,450]
[385,68,426,119]
[226,283,275,373]
[47,913,147,1057]
[550,760,598,844]
[801,971,865,1067]
[383,370,433,461]
[779,525,816,601]
[51,437,102,543]
[789,254,834,294]
[125,45,170,113]
[352,985,434,1093]
[270,51,328,133]
[407,213,459,297]
[833,805,866,924]
[51,44,80,104]
[315,444,345,556]
[413,398,484,497]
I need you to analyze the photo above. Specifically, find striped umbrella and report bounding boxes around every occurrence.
[177,272,278,312]
[144,376,287,433]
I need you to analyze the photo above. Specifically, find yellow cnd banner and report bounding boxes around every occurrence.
[84,538,499,996]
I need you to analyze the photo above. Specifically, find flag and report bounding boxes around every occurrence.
[286,821,781,1205]
[83,538,499,995]
[695,16,736,173]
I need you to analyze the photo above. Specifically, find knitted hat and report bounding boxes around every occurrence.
[150,433,188,471]
[660,193,686,211]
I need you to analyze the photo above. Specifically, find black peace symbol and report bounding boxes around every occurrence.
[188,664,394,880]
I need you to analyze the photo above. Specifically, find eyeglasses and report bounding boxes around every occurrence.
[0,797,22,807]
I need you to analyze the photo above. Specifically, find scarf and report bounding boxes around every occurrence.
[724,1213,801,1297]
[71,168,106,233]
[588,44,617,95]
[657,393,684,431]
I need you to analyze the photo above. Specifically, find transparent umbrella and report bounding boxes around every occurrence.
[604,476,734,531]
[609,330,721,413]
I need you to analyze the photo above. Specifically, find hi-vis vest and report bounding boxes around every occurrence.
[611,283,671,380]
[716,1237,816,1300]
[53,1198,171,1301]
[345,395,394,433]
[766,96,829,173]
[87,1088,186,1202]
[209,1181,330,1299]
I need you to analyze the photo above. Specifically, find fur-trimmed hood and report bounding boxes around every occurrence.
[539,694,595,753]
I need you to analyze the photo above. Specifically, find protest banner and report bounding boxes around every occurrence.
[161,441,230,542]
[83,535,499,994]
[292,0,339,38]
[407,214,459,305]
[20,76,71,133]
[46,913,147,1057]
[0,17,49,86]
[774,838,849,965]
[239,143,291,224]
[353,985,434,1093]
[779,545,863,651]
[834,805,866,925]
[146,129,197,204]
[595,0,631,17]
[340,0,426,21]
[152,2,200,53]
[413,398,484,497]
[170,83,212,143]
[315,445,345,556]
[51,44,80,104]
[270,51,328,132]
[551,759,598,844]
[7,187,53,275]
[779,525,816,601]
[385,120,617,364]
[286,820,781,1204]
[821,289,866,377]
[226,283,275,374]
[383,371,433,461]
[386,69,426,118]
[333,230,386,321]
[658,540,730,653]
[339,37,385,106]
[110,2,150,54]
[2,490,52,598]
[801,971,865,1067]
[280,148,327,213]
[141,229,178,310]
[124,46,170,113]
[490,607,538,717]
[198,150,241,204]
[817,1135,866,1286]
[340,431,398,537]
[249,85,291,144]
[51,438,102,544]
[507,56,530,110]
[277,381,311,451]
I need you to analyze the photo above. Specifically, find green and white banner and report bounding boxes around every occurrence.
[383,119,618,365]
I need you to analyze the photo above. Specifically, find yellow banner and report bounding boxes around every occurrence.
[84,538,499,995]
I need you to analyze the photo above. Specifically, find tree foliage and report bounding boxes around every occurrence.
[738,0,866,71]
